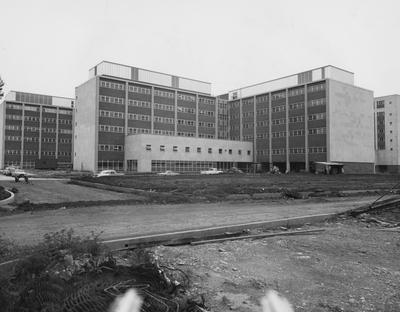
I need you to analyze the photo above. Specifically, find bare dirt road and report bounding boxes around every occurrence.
[0,196,378,245]
[0,179,141,204]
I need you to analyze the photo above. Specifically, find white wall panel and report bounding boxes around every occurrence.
[325,66,354,85]
[312,68,322,81]
[4,91,16,101]
[229,75,298,99]
[52,97,73,108]
[138,69,172,87]
[89,67,95,79]
[328,80,374,163]
[97,62,131,80]
[179,78,211,94]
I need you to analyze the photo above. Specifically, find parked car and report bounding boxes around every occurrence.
[226,167,244,174]
[95,170,123,177]
[157,170,180,176]
[3,166,17,176]
[200,168,224,175]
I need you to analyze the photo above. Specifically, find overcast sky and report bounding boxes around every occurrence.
[1,0,399,98]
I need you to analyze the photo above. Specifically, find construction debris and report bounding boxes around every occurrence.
[190,229,325,246]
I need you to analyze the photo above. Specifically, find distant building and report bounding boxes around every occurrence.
[74,61,252,172]
[0,91,74,169]
[374,94,400,173]
[228,65,375,173]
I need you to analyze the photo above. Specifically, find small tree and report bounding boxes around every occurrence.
[0,76,4,100]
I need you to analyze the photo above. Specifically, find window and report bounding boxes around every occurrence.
[219,148,222,154]
[238,150,242,155]
[160,145,165,151]
[197,147,201,153]
[208,148,212,154]
[228,149,232,155]
[173,146,178,152]
[185,147,190,152]
[146,144,151,151]
[376,100,385,108]
[247,150,251,155]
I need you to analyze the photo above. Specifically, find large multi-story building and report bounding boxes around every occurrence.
[74,61,253,172]
[0,91,74,169]
[227,65,375,173]
[374,94,400,173]
[1,63,376,173]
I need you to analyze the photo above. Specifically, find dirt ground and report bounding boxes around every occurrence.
[153,209,400,312]
[0,179,141,205]
[76,173,400,200]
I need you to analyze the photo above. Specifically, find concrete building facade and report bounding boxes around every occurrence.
[374,94,400,173]
[74,61,252,173]
[227,65,375,173]
[0,91,74,169]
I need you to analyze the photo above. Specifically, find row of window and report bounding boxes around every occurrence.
[6,104,22,110]
[243,123,253,129]
[257,149,269,155]
[99,95,125,104]
[153,129,174,136]
[100,110,124,119]
[198,121,215,128]
[100,81,125,90]
[198,98,215,105]
[257,108,268,115]
[6,115,71,124]
[243,111,254,117]
[272,146,327,155]
[178,106,195,114]
[128,127,151,135]
[198,133,215,139]
[128,99,151,108]
[5,150,71,156]
[22,127,72,134]
[272,118,285,125]
[154,89,175,98]
[145,144,251,155]
[272,131,286,138]
[309,127,326,135]
[309,113,326,121]
[289,102,304,110]
[178,119,195,126]
[272,92,286,100]
[128,85,151,94]
[129,113,151,121]
[177,131,195,137]
[308,84,325,93]
[199,109,215,117]
[309,98,326,107]
[154,116,174,124]
[98,144,124,152]
[178,94,196,102]
[288,88,304,97]
[272,105,285,113]
[154,103,174,111]
[99,125,124,133]
[6,114,23,120]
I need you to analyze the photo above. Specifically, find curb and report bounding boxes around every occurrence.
[101,212,338,250]
[0,190,15,207]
